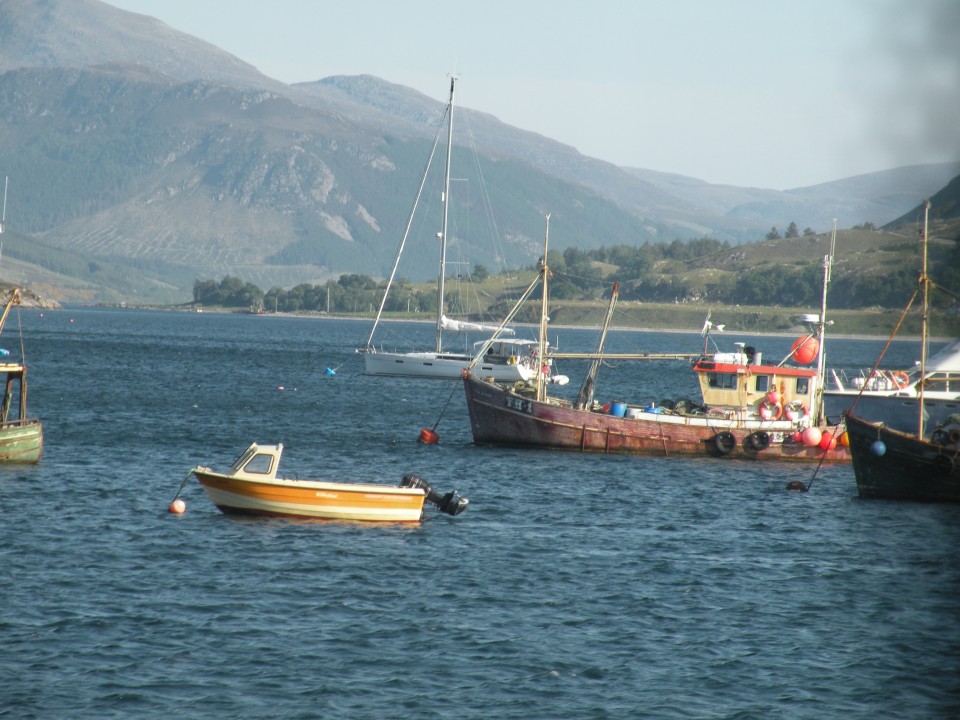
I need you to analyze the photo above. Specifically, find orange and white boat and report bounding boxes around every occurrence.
[191,443,468,523]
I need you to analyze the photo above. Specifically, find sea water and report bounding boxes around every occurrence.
[2,308,958,719]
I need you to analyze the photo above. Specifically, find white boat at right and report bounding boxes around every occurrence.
[824,338,960,434]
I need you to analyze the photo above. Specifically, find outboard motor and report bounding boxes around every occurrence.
[400,474,469,516]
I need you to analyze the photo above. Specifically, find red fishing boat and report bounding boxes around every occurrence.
[462,217,849,463]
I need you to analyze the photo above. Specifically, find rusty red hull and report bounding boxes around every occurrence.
[463,373,850,463]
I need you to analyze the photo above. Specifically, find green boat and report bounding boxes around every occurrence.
[0,289,42,463]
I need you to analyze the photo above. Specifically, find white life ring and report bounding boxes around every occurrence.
[759,398,782,421]
[784,400,809,422]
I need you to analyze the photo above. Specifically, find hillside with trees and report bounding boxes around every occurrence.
[189,209,960,337]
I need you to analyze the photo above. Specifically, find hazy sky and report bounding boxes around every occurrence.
[108,0,959,190]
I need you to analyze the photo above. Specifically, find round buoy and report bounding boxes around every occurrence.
[819,431,837,451]
[786,480,807,492]
[839,431,850,447]
[325,368,336,376]
[801,427,822,447]
[791,336,819,364]
[419,428,439,444]
[767,390,780,404]
[870,440,886,457]
[169,499,186,514]
[277,386,285,391]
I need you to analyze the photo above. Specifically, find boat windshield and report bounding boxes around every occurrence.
[230,446,257,474]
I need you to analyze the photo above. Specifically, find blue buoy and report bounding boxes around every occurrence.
[870,440,886,457]
[325,367,336,376]
[0,348,8,356]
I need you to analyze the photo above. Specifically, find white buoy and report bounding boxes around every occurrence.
[169,499,186,514]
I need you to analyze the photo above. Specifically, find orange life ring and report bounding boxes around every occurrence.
[891,371,909,389]
[784,400,809,422]
[759,398,782,420]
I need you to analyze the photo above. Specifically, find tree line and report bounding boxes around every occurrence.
[194,227,960,313]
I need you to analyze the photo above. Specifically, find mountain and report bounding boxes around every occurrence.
[888,174,960,226]
[0,0,956,304]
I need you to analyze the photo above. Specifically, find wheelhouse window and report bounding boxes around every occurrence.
[708,373,738,389]
[244,453,274,475]
[755,375,770,393]
[796,377,809,394]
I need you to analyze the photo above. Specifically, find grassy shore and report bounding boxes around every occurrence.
[149,296,960,340]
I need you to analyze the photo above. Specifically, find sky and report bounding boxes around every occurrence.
[108,0,959,190]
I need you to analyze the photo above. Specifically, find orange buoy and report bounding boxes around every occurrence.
[818,431,837,451]
[419,428,439,444]
[839,431,850,447]
[169,499,186,514]
[791,336,819,364]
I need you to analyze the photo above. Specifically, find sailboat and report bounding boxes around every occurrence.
[361,78,543,382]
[461,217,850,462]
[845,201,960,501]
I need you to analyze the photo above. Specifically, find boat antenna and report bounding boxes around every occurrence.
[435,75,457,354]
[536,214,550,402]
[812,219,836,424]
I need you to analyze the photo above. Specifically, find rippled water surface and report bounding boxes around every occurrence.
[2,309,958,719]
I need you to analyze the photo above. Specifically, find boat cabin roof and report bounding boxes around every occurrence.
[927,339,960,373]
[229,442,283,479]
[473,338,543,351]
[693,357,816,379]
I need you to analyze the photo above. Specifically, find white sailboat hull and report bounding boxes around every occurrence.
[363,349,535,382]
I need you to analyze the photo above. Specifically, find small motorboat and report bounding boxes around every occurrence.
[191,443,468,522]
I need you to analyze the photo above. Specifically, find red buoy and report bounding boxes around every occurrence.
[419,428,439,444]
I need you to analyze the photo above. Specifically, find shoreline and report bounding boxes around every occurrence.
[86,303,954,343]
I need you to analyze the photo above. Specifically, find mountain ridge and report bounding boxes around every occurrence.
[0,0,956,304]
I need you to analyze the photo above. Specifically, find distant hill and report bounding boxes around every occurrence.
[887,175,960,226]
[0,0,956,304]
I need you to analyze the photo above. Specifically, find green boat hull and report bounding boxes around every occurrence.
[0,421,43,463]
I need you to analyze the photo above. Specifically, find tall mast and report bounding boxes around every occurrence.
[814,219,836,423]
[435,76,456,353]
[576,282,620,409]
[536,214,551,402]
[918,200,930,437]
